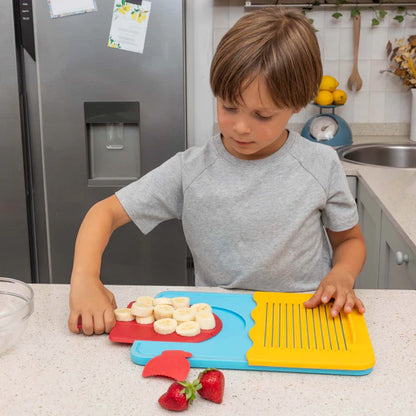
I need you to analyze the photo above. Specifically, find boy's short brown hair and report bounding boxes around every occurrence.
[210,8,322,110]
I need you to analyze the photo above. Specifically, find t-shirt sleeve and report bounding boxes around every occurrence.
[115,153,183,234]
[321,151,358,232]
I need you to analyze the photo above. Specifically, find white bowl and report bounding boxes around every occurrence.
[0,277,34,354]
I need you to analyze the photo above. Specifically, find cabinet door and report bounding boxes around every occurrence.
[379,214,416,289]
[356,180,381,288]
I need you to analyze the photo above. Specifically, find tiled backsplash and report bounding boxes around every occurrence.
[186,1,416,146]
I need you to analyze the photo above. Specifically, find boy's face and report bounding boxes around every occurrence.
[217,78,298,160]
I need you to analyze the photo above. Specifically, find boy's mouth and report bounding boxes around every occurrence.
[233,138,254,146]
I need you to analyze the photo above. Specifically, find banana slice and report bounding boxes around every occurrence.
[154,318,177,335]
[135,296,154,307]
[130,302,153,317]
[154,304,175,320]
[190,303,212,314]
[195,311,216,330]
[176,321,201,337]
[172,296,190,309]
[114,308,134,322]
[153,297,173,306]
[173,307,195,324]
[136,314,155,325]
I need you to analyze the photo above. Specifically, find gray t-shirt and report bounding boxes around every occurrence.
[116,131,358,292]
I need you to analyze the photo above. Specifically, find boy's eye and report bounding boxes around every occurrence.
[223,105,238,112]
[255,113,272,121]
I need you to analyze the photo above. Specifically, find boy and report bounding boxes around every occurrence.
[68,8,366,335]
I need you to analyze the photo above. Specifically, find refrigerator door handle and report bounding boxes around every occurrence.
[14,0,36,61]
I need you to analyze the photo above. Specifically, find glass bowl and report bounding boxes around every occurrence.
[0,277,34,354]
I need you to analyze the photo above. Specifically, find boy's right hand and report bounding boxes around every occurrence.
[68,278,117,335]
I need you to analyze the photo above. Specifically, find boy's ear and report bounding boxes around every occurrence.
[293,107,302,114]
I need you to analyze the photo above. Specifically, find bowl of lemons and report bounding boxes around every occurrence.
[314,75,347,107]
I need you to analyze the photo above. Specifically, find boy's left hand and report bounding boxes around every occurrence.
[303,272,366,317]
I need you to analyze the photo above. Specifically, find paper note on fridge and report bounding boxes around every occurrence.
[48,0,97,18]
[108,1,152,54]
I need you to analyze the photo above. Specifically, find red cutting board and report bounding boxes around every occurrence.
[108,301,222,344]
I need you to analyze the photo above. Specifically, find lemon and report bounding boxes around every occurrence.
[333,89,347,105]
[314,90,334,106]
[319,75,339,92]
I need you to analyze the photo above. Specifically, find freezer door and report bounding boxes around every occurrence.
[0,1,32,282]
[26,0,188,284]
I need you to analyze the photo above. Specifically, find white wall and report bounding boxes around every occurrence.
[187,1,416,146]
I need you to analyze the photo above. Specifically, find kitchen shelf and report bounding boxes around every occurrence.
[245,1,416,9]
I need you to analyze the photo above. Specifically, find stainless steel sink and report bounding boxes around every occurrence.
[338,143,416,168]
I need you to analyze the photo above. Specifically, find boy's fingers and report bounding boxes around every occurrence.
[93,314,105,335]
[355,297,366,314]
[303,287,323,308]
[68,311,81,334]
[80,313,94,336]
[320,285,336,304]
[343,293,356,313]
[331,293,346,317]
[104,308,116,333]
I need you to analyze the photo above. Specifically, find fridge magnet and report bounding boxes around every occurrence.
[47,0,97,19]
[108,0,152,54]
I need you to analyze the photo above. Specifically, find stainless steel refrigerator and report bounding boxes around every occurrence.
[0,0,191,285]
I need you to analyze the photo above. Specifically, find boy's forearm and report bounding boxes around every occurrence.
[71,204,114,281]
[71,196,130,283]
[330,236,366,283]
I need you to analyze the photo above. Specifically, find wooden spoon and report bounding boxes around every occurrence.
[347,14,363,91]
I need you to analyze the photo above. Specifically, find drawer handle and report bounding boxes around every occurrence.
[395,251,409,265]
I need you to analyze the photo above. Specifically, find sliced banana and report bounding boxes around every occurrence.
[130,302,153,317]
[153,297,173,306]
[114,308,135,322]
[154,318,177,335]
[190,303,212,314]
[173,307,195,324]
[195,311,216,330]
[135,296,154,307]
[154,304,175,320]
[136,314,155,325]
[172,296,190,309]
[176,321,201,337]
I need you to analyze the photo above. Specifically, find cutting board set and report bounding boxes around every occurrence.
[117,291,375,375]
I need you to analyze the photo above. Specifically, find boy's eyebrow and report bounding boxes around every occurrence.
[220,99,279,113]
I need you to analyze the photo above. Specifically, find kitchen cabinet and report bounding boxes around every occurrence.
[379,214,416,289]
[355,179,381,289]
[354,176,416,289]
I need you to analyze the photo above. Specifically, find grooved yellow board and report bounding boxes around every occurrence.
[246,292,375,371]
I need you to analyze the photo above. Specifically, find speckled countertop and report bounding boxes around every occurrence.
[2,284,416,416]
[341,135,416,253]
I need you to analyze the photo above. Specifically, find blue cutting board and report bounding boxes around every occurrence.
[130,291,373,375]
[130,291,256,370]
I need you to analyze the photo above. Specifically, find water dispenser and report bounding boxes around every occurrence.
[84,101,141,186]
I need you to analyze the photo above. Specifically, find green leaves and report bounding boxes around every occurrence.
[314,4,410,26]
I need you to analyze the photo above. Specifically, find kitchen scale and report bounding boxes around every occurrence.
[127,291,376,376]
[301,104,352,147]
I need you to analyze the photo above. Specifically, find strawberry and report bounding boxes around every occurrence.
[158,380,198,411]
[195,368,225,404]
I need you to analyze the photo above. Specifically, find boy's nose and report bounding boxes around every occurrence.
[233,118,251,134]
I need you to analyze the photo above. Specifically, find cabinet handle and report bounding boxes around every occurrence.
[395,251,409,265]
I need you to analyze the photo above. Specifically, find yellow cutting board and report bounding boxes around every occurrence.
[247,292,375,372]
